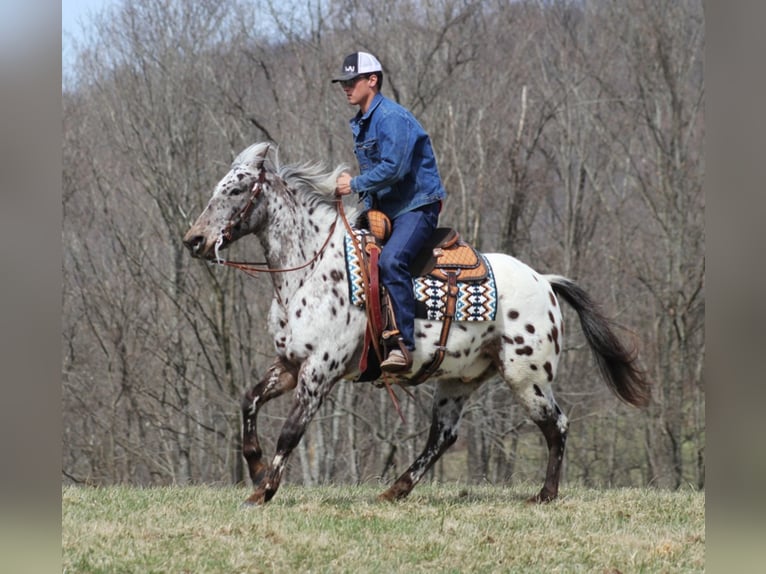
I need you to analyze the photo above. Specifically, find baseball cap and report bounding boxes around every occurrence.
[331,52,382,83]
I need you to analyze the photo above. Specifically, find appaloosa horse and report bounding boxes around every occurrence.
[183,142,651,506]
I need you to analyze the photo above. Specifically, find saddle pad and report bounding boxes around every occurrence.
[344,231,497,322]
[413,271,497,321]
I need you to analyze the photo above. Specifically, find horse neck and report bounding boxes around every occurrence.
[257,190,341,294]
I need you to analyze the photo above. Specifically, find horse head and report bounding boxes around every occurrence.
[183,142,275,259]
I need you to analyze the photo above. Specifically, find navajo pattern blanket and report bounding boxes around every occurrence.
[343,230,497,322]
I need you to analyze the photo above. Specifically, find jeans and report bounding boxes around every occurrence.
[378,202,440,351]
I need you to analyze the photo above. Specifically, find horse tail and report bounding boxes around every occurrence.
[546,275,652,408]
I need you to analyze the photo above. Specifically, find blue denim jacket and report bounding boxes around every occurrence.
[349,93,446,219]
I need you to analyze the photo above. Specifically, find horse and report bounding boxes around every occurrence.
[183,142,651,506]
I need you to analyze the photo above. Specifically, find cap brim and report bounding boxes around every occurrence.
[331,72,361,83]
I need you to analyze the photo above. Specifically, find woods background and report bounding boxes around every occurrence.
[62,0,704,492]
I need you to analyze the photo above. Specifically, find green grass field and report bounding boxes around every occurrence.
[62,483,704,573]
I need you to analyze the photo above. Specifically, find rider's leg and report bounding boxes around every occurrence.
[378,202,440,361]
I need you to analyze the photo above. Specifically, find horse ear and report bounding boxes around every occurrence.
[233,142,273,172]
[255,143,269,171]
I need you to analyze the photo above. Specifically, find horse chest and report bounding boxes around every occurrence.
[269,284,359,363]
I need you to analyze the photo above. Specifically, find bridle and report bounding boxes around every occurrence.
[219,168,267,247]
[215,166,342,277]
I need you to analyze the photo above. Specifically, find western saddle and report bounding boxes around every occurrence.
[350,211,488,384]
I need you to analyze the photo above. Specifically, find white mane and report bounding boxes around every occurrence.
[233,142,351,207]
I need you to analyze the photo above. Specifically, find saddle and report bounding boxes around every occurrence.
[409,228,489,282]
[351,217,488,384]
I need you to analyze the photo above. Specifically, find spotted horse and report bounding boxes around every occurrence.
[183,142,652,506]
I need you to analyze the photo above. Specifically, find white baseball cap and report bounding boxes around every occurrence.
[331,52,382,83]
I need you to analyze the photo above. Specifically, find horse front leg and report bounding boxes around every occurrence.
[379,380,476,502]
[244,360,338,506]
[242,358,298,488]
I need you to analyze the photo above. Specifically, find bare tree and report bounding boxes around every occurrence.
[556,0,705,488]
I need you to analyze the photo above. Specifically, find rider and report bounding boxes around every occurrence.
[333,51,447,372]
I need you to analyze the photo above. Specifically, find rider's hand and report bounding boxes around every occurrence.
[335,172,353,196]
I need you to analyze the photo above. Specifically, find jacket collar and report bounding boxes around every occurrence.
[353,92,384,124]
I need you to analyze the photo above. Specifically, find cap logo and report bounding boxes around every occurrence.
[345,65,355,72]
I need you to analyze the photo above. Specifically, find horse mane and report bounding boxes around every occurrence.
[280,161,350,205]
[233,142,352,215]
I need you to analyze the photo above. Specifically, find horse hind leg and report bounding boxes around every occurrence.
[379,380,478,502]
[241,358,298,487]
[511,377,569,503]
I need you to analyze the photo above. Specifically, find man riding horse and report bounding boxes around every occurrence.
[333,51,446,373]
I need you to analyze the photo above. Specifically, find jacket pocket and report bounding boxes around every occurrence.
[355,138,381,168]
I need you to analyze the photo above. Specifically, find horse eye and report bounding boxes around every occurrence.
[229,187,246,196]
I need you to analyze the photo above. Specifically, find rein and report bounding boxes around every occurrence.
[219,215,339,276]
[336,201,411,424]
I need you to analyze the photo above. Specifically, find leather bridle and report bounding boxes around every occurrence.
[220,168,267,246]
[216,169,341,277]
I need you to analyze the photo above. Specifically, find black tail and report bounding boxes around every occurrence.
[547,275,651,408]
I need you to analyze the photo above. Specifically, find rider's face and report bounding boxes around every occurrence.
[340,75,376,111]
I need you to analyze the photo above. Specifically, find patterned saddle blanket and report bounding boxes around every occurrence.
[343,229,497,322]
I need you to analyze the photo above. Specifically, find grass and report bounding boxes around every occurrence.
[62,483,704,573]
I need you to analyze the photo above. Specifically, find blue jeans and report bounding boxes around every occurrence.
[378,202,440,351]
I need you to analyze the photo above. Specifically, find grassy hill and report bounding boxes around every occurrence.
[63,483,704,573]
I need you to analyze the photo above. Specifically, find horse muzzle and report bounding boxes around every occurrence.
[183,231,222,259]
[183,232,207,258]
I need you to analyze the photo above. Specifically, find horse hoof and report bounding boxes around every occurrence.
[526,491,557,504]
[242,492,267,507]
[377,484,409,502]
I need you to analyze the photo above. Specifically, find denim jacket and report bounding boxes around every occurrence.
[349,93,446,219]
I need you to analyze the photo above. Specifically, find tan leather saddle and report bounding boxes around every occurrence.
[351,225,487,383]
[409,228,489,282]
